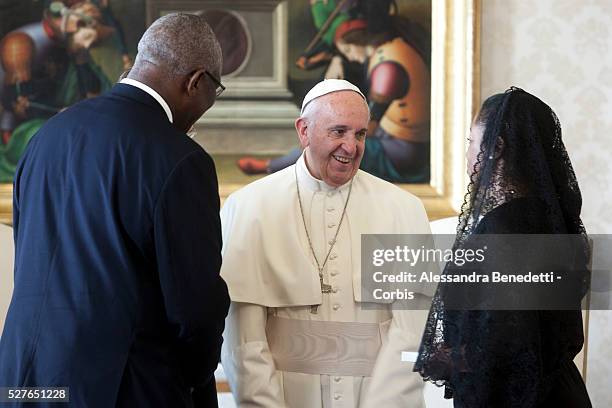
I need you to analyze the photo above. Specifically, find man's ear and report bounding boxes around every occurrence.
[186,69,206,96]
[295,117,310,148]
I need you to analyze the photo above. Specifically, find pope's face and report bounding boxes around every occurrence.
[297,91,369,187]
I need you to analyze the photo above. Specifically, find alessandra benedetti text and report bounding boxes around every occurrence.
[372,271,558,283]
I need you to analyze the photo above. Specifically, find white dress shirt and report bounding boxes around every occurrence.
[120,78,173,123]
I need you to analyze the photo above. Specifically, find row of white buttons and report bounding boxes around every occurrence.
[326,196,343,314]
[327,195,344,404]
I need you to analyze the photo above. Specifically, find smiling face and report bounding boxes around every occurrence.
[296,91,369,187]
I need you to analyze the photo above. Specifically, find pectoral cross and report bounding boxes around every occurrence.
[311,274,333,314]
[320,274,333,293]
[296,166,353,315]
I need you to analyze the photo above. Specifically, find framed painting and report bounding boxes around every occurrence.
[0,0,480,224]
[0,0,146,225]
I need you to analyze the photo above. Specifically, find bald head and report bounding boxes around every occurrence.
[134,13,222,77]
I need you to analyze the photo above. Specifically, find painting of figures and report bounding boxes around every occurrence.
[0,0,145,183]
[236,0,432,184]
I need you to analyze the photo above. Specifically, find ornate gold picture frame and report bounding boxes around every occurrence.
[410,0,481,219]
[0,184,10,225]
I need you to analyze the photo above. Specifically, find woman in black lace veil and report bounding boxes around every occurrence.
[414,87,591,407]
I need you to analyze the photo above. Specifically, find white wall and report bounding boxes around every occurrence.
[481,0,612,405]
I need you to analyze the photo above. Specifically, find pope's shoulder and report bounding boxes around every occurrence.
[223,165,296,208]
[224,166,425,211]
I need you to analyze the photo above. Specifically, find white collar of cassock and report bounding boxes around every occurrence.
[296,151,354,194]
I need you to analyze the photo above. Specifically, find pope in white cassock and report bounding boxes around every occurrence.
[220,79,434,408]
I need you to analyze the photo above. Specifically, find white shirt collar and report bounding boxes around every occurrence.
[296,151,353,193]
[120,78,173,123]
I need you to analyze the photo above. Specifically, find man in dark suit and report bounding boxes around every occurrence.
[0,13,230,407]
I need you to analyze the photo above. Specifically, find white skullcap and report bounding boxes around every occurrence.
[301,79,366,115]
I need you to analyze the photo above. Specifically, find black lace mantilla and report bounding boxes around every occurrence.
[413,87,589,407]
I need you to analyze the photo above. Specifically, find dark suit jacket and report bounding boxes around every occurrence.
[0,84,230,407]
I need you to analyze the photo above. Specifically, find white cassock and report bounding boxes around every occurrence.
[220,154,434,408]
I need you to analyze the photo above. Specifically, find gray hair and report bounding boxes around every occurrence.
[134,13,222,76]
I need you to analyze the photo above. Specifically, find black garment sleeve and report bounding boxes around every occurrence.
[153,149,230,391]
[191,377,219,408]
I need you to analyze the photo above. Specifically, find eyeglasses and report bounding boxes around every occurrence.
[205,71,225,97]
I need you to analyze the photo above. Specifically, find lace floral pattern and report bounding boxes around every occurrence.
[414,88,589,407]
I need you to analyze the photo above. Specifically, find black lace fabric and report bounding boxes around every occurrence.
[414,88,590,407]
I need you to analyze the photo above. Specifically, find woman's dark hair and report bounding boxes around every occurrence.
[457,87,586,241]
[475,92,505,125]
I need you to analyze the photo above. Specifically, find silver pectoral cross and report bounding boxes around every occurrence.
[320,274,333,293]
[311,274,333,314]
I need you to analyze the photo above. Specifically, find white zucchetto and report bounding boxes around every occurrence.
[301,79,366,114]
